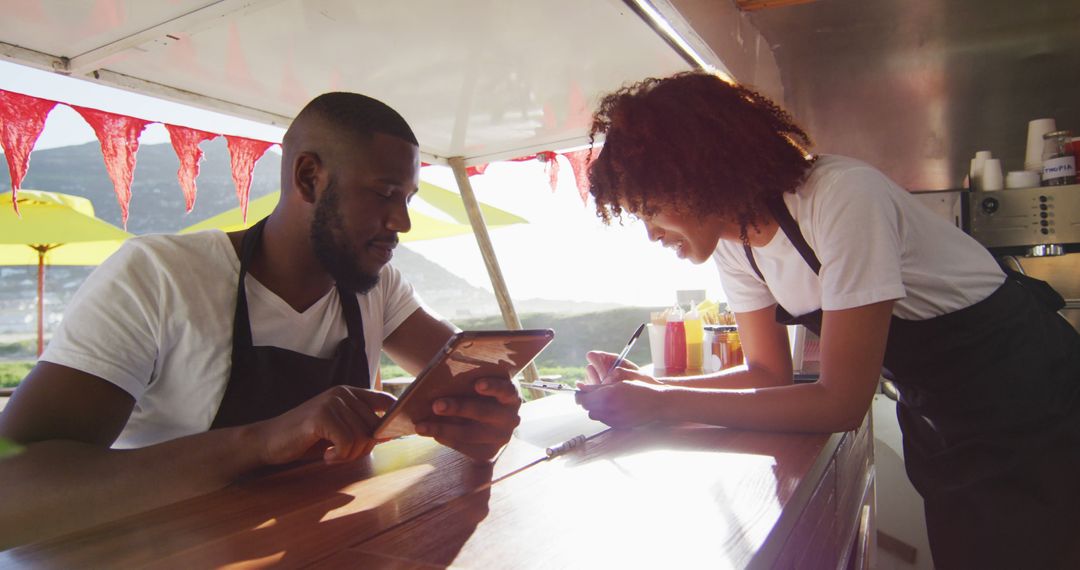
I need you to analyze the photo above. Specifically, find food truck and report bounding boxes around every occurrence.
[1,1,1077,567]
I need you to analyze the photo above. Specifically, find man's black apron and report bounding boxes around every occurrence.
[211,218,371,429]
[744,196,1080,569]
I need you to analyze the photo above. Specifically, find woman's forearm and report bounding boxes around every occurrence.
[655,381,870,433]
[659,363,792,390]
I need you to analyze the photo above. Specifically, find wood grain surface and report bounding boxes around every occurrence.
[0,394,866,569]
[340,424,833,569]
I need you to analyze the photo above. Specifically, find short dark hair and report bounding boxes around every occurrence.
[587,72,814,243]
[299,92,418,146]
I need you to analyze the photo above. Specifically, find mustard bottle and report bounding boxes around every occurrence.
[684,302,704,373]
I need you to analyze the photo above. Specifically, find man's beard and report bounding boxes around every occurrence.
[310,183,380,294]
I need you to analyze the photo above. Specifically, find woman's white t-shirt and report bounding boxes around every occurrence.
[40,231,422,448]
[712,155,1005,320]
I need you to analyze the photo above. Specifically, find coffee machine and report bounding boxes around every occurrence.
[966,183,1080,257]
[964,183,1080,332]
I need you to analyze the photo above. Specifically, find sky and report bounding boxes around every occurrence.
[0,60,725,308]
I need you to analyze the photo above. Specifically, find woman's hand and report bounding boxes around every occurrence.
[575,381,670,428]
[583,351,661,385]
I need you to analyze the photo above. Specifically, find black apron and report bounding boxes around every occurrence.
[211,218,371,429]
[745,196,1080,569]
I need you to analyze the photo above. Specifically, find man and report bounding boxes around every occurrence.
[0,93,521,547]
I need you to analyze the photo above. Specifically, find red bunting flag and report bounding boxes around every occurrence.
[165,124,218,212]
[560,148,593,205]
[225,135,274,223]
[536,151,560,193]
[465,163,489,177]
[0,90,58,214]
[72,106,150,228]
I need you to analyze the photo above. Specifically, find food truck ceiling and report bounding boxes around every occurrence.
[0,0,732,165]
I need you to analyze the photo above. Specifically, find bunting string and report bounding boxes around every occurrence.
[0,88,599,229]
[0,89,279,227]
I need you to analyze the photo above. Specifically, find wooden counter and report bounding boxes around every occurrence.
[0,394,873,569]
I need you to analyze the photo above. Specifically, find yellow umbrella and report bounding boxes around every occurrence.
[180,181,527,240]
[0,190,133,355]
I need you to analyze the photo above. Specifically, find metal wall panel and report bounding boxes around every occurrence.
[745,0,1080,192]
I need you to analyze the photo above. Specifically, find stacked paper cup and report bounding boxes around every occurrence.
[1006,170,1041,189]
[970,150,993,190]
[982,158,1004,191]
[1026,118,1057,175]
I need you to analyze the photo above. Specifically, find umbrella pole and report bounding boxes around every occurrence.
[36,247,45,357]
[448,157,539,384]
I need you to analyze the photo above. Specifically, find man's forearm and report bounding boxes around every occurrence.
[0,425,262,548]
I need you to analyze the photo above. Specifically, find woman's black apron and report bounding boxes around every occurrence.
[744,197,1080,569]
[211,218,371,429]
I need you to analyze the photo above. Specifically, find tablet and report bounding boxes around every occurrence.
[373,329,555,440]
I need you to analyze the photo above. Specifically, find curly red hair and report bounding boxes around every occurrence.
[587,71,815,243]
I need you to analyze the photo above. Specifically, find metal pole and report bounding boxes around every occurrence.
[447,157,539,384]
[36,247,45,357]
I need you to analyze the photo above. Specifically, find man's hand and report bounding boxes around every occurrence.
[413,377,521,461]
[245,385,397,466]
[575,380,669,428]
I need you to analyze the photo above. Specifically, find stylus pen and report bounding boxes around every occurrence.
[523,380,579,393]
[603,323,646,382]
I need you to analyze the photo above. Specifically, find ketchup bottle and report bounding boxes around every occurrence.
[664,306,686,375]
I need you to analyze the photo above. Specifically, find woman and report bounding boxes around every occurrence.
[575,71,1080,569]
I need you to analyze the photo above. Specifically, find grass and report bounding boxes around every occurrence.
[533,366,587,384]
[379,363,410,380]
[0,362,33,388]
[0,438,22,459]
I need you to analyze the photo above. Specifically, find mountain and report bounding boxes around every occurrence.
[0,142,619,342]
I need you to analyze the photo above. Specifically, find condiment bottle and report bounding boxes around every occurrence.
[712,330,730,369]
[684,303,704,373]
[1041,130,1077,186]
[716,330,731,369]
[664,306,686,375]
[728,330,744,367]
[702,327,715,373]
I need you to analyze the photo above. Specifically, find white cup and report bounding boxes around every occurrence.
[982,159,1004,191]
[702,329,715,373]
[1026,118,1056,171]
[646,323,666,371]
[970,151,992,190]
[1005,170,1041,189]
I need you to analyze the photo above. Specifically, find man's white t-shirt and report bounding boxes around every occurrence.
[41,231,422,449]
[712,155,1005,320]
